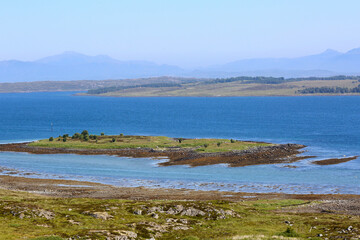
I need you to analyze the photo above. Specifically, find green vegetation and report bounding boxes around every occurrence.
[297,84,360,94]
[0,188,358,239]
[87,82,182,94]
[2,75,360,96]
[80,76,360,97]
[28,132,270,153]
[278,227,300,237]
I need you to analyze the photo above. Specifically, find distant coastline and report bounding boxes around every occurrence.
[1,75,360,97]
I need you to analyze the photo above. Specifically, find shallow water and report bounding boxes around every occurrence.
[0,92,359,194]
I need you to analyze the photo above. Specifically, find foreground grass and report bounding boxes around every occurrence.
[0,189,359,240]
[29,135,271,153]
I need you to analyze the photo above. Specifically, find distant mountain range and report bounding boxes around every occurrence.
[1,48,360,82]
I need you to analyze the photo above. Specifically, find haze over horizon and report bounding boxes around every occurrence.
[1,0,360,68]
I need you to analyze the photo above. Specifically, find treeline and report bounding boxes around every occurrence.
[288,75,360,81]
[87,82,182,94]
[297,85,360,94]
[203,75,360,85]
[203,76,287,85]
[87,75,360,94]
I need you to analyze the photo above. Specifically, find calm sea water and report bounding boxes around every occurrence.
[0,92,359,194]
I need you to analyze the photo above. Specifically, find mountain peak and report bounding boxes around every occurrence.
[320,48,340,56]
[346,47,360,55]
[35,52,118,65]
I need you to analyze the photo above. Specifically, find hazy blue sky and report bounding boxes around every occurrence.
[1,0,360,67]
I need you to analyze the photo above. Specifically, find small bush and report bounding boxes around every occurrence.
[217,142,221,147]
[112,138,116,142]
[63,137,67,142]
[230,139,235,143]
[81,130,89,136]
[101,132,105,136]
[120,133,124,137]
[278,227,300,237]
[63,134,69,138]
[49,137,54,141]
[72,133,80,139]
[178,138,184,143]
[84,135,89,141]
[204,143,208,148]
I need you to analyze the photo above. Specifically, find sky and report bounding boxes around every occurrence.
[1,0,360,68]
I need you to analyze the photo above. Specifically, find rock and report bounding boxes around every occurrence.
[180,207,205,217]
[318,233,323,237]
[37,209,55,219]
[151,213,159,219]
[224,210,235,216]
[111,230,137,240]
[19,213,25,219]
[148,206,162,213]
[83,211,112,220]
[173,225,190,230]
[179,219,188,224]
[166,208,177,215]
[166,218,177,223]
[175,205,184,212]
[68,219,80,225]
[133,209,142,215]
[93,212,112,220]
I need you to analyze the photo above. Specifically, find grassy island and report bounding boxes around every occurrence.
[0,131,307,167]
[29,131,271,153]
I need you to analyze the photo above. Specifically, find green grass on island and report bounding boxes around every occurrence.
[29,131,271,153]
[0,188,358,240]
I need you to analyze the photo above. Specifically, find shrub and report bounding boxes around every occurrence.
[178,138,183,143]
[57,138,61,141]
[101,132,105,136]
[204,143,208,148]
[81,130,89,136]
[49,137,54,141]
[217,142,221,147]
[112,138,116,142]
[89,135,98,140]
[120,133,124,137]
[84,135,89,141]
[72,133,80,139]
[63,134,69,138]
[230,139,235,143]
[63,137,67,142]
[278,227,300,237]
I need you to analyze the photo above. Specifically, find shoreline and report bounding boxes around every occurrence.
[0,142,308,167]
[1,174,360,239]
[1,174,359,201]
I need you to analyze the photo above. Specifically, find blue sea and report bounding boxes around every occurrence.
[0,92,359,194]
